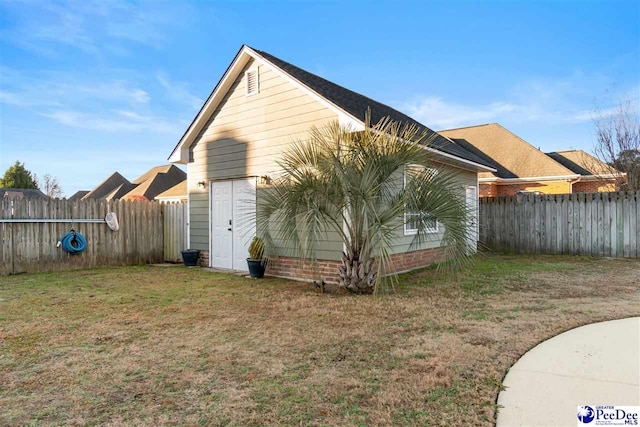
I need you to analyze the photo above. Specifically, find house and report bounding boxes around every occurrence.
[68,190,89,201]
[121,165,186,201]
[0,188,47,200]
[82,165,186,202]
[82,172,133,201]
[154,180,187,203]
[439,123,624,197]
[545,150,623,193]
[168,45,495,281]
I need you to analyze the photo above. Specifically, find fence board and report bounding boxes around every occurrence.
[479,191,639,259]
[163,202,188,262]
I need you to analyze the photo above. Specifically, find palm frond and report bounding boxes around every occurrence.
[257,112,475,294]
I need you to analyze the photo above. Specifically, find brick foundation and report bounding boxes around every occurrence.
[389,246,446,273]
[197,250,209,267]
[198,246,446,284]
[266,246,446,284]
[267,257,342,283]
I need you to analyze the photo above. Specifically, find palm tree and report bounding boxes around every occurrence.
[257,115,473,294]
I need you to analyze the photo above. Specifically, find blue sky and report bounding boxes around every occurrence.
[1,0,638,196]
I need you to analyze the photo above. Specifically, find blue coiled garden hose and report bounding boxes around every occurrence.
[60,229,87,254]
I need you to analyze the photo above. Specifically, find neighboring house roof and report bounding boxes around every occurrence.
[154,180,187,201]
[439,123,577,180]
[168,45,495,172]
[68,190,89,201]
[82,165,186,202]
[0,188,47,200]
[82,172,132,200]
[122,165,186,201]
[132,164,181,185]
[546,150,619,176]
[104,182,138,201]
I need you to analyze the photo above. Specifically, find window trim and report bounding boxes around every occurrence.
[403,165,439,235]
[245,68,259,96]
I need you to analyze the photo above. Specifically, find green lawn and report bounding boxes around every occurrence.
[1,255,639,426]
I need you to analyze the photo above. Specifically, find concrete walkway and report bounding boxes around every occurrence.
[497,317,640,427]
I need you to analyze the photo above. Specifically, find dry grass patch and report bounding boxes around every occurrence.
[1,255,639,426]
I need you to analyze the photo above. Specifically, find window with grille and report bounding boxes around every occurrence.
[404,165,438,235]
[245,69,259,96]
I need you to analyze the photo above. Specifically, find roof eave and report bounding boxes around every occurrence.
[424,146,496,172]
[481,174,582,183]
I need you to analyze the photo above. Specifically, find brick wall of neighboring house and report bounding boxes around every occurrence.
[266,247,446,284]
[572,180,619,193]
[495,180,572,196]
[479,183,497,197]
[480,179,621,197]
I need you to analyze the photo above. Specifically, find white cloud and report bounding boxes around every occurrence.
[401,97,520,129]
[0,66,201,137]
[399,75,637,130]
[0,0,192,57]
[0,76,151,108]
[42,109,185,134]
[156,72,203,110]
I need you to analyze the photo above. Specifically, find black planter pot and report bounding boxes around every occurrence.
[181,250,200,267]
[247,259,266,278]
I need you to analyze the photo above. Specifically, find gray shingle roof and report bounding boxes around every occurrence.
[82,172,131,200]
[252,48,491,167]
[68,190,89,201]
[0,188,47,199]
[546,152,592,175]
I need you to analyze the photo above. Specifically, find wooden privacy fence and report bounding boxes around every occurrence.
[163,202,188,263]
[479,191,639,258]
[0,197,187,275]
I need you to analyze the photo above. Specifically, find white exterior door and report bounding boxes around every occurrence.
[211,181,233,269]
[466,185,478,252]
[210,178,256,271]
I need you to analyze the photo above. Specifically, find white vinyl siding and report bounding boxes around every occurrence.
[391,167,478,254]
[188,59,341,259]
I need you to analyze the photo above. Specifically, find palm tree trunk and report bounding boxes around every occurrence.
[338,253,377,294]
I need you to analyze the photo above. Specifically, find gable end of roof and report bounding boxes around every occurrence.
[168,45,495,171]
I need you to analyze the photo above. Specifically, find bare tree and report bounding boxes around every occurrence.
[593,98,640,191]
[41,173,63,198]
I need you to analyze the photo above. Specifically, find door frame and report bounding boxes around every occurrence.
[209,180,233,269]
[465,185,478,252]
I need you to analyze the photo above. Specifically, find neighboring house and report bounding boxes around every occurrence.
[545,150,623,193]
[0,188,47,200]
[154,181,187,203]
[121,165,186,201]
[82,172,133,201]
[68,190,89,201]
[82,165,186,202]
[168,45,495,281]
[439,123,625,197]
